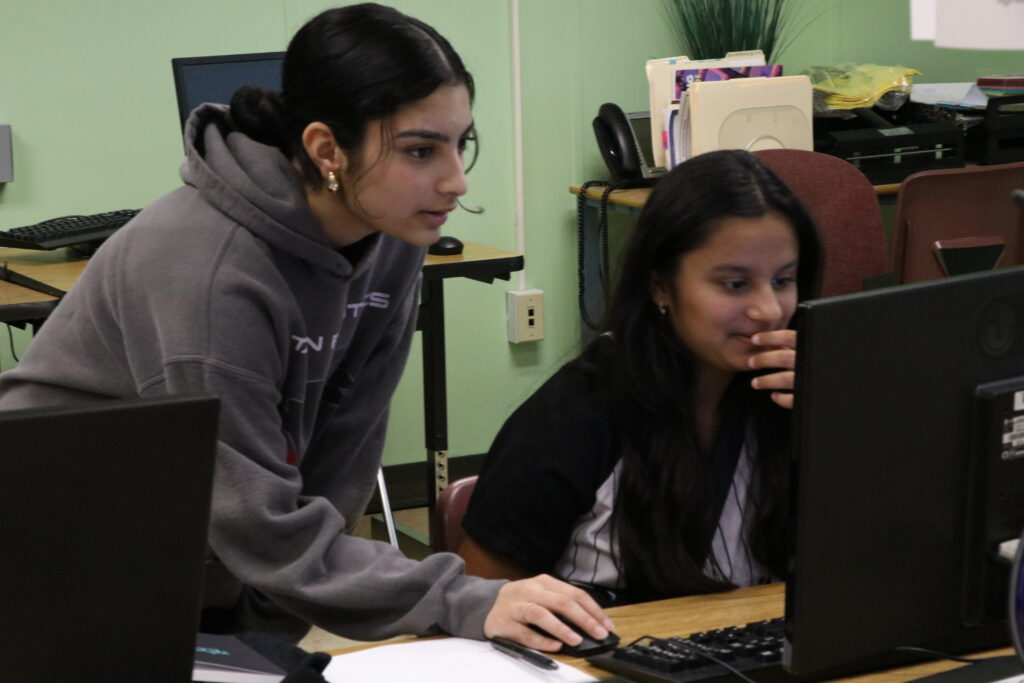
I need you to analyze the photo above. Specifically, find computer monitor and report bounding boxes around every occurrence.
[0,395,219,682]
[171,51,285,130]
[786,265,1024,678]
[622,111,665,181]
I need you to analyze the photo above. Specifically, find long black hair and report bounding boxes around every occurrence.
[602,149,822,601]
[229,3,475,189]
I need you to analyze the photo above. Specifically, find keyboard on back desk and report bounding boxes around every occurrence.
[0,208,140,250]
[588,617,787,683]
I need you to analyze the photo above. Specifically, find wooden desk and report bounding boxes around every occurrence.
[0,246,87,325]
[0,245,89,292]
[329,583,1012,682]
[563,584,1011,682]
[0,242,524,542]
[0,278,55,319]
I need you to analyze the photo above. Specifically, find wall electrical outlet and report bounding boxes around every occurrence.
[506,289,544,343]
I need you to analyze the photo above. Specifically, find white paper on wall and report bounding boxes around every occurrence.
[934,0,1024,50]
[910,0,936,41]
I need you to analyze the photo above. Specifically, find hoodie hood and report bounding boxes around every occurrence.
[180,104,373,277]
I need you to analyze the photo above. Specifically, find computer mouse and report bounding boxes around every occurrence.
[530,614,620,657]
[428,235,464,256]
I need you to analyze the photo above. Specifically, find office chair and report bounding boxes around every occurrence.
[754,149,888,297]
[430,475,478,553]
[890,162,1024,284]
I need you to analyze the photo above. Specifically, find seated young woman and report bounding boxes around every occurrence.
[459,149,823,606]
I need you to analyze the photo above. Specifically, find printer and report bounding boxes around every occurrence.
[815,108,964,185]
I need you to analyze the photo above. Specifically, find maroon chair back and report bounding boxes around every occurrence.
[755,149,888,298]
[431,475,478,553]
[890,162,1024,284]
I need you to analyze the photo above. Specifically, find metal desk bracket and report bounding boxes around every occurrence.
[0,262,66,299]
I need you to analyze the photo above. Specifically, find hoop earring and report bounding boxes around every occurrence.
[326,171,340,193]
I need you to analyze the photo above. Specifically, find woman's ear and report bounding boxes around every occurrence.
[301,122,346,178]
[650,278,670,311]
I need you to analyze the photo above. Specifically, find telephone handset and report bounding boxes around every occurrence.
[592,103,664,185]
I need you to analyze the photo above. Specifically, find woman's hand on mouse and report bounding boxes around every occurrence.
[748,329,797,409]
[482,574,615,652]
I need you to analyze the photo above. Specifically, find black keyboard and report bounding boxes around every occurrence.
[0,208,140,250]
[588,618,787,683]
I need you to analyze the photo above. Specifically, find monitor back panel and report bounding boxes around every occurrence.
[0,395,218,683]
[787,267,1024,675]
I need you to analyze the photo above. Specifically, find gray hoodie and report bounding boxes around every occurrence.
[0,104,502,640]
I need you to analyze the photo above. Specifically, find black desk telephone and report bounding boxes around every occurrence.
[592,103,664,184]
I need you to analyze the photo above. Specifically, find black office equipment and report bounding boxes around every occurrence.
[590,618,784,683]
[825,120,965,184]
[591,266,1024,683]
[193,633,287,681]
[593,103,664,185]
[428,235,464,256]
[529,614,619,657]
[171,51,285,131]
[0,208,140,250]
[787,266,1024,676]
[0,395,219,683]
[968,95,1024,165]
[580,104,665,332]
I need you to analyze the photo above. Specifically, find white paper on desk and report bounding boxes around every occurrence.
[667,103,683,169]
[323,638,598,683]
[672,97,691,169]
[910,82,988,109]
[647,55,690,169]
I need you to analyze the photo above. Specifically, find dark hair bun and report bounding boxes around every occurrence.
[230,86,292,152]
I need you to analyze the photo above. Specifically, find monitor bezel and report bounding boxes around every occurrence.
[171,51,285,131]
[623,110,666,180]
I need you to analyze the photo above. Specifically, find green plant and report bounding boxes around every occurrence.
[661,0,795,62]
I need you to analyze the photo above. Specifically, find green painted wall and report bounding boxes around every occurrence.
[1,0,1021,466]
[782,0,1023,81]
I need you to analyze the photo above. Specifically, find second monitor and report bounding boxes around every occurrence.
[171,51,285,131]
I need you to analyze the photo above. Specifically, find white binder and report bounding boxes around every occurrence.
[677,75,813,164]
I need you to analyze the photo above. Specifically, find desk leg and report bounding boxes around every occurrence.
[420,277,448,545]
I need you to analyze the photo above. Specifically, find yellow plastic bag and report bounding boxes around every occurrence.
[806,63,921,112]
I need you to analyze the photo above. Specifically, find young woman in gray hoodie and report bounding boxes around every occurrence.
[0,2,612,652]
